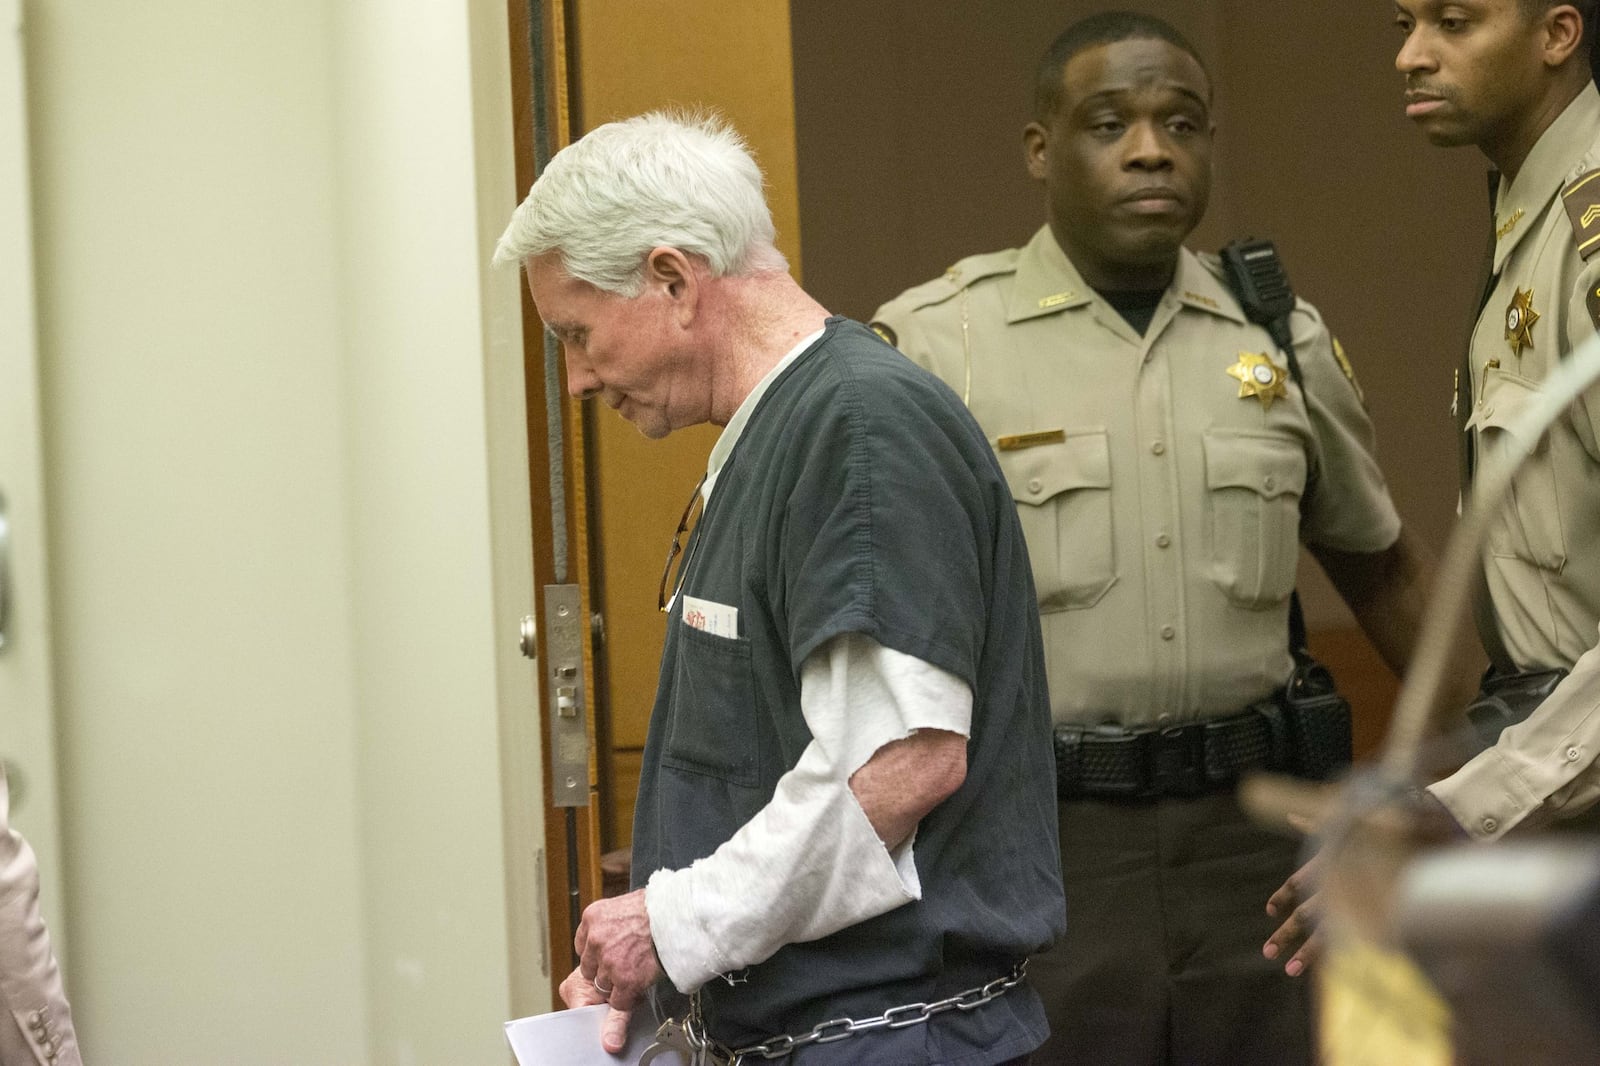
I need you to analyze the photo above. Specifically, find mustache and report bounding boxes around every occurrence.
[1405,81,1456,104]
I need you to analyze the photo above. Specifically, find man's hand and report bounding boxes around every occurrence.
[1264,834,1322,977]
[1261,789,1466,977]
[559,889,663,1054]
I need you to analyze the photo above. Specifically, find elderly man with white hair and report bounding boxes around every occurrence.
[496,111,1065,1065]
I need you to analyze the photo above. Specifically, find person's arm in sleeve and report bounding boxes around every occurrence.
[1429,635,1600,838]
[0,766,83,1066]
[1294,305,1485,721]
[1311,527,1485,727]
[564,633,971,1052]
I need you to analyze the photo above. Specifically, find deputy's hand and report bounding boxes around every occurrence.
[1261,790,1466,977]
[1264,838,1322,977]
[561,888,663,1054]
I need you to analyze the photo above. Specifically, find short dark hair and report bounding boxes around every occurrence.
[1033,11,1210,122]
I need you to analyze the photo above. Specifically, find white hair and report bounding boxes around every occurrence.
[493,110,787,294]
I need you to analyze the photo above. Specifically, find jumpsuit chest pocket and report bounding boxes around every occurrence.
[662,622,761,788]
[1202,429,1306,608]
[1469,369,1567,572]
[997,430,1115,612]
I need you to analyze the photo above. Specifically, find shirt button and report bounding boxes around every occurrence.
[1263,475,1277,492]
[1485,406,1494,417]
[1027,478,1042,495]
[1568,746,1582,762]
[1151,441,1166,455]
[1481,816,1499,834]
[1156,713,1174,729]
[1160,625,1175,640]
[1155,533,1171,548]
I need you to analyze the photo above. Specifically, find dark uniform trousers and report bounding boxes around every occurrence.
[1028,792,1312,1065]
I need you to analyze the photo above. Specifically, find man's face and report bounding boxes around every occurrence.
[526,253,697,440]
[1394,0,1546,149]
[1025,37,1213,290]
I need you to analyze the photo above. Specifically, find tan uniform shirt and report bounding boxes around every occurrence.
[0,766,81,1066]
[873,226,1400,729]
[1432,84,1600,839]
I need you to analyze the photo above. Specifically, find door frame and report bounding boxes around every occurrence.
[505,0,605,1005]
[0,0,70,955]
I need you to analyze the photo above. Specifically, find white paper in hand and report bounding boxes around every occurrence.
[503,1004,665,1065]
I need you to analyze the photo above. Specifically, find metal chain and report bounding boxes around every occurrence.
[676,961,1028,1064]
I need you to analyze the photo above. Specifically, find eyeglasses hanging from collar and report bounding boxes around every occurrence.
[658,472,708,613]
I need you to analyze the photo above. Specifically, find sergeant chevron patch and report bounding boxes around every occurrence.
[1563,168,1600,260]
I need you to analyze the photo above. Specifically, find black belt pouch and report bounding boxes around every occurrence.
[1281,654,1353,780]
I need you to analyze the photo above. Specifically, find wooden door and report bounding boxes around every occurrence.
[568,0,806,860]
[505,0,806,1001]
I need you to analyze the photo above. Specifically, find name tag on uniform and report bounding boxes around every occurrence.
[682,595,739,637]
[997,429,1066,452]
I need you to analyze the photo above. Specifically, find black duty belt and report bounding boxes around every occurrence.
[1053,703,1290,800]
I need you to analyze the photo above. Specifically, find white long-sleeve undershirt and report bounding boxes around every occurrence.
[644,632,973,993]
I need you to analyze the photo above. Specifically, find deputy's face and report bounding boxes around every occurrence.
[1025,37,1213,291]
[526,253,690,440]
[1394,0,1545,150]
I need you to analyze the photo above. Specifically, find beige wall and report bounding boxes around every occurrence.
[23,0,541,1062]
[792,0,1485,629]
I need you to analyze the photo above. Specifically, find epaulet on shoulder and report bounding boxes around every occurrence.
[1190,250,1251,313]
[892,248,1019,312]
[1562,166,1600,261]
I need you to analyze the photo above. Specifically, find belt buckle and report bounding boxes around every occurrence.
[1147,724,1205,796]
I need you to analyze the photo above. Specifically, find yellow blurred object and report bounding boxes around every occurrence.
[1319,938,1453,1066]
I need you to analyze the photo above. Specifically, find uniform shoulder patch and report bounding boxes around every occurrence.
[1561,168,1600,260]
[1331,336,1365,403]
[868,320,898,346]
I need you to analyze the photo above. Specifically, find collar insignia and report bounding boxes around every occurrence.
[1495,208,1524,241]
[1504,287,1539,357]
[1227,352,1289,410]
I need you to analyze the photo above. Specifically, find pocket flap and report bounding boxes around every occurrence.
[1203,430,1306,499]
[996,429,1110,506]
[1465,367,1541,441]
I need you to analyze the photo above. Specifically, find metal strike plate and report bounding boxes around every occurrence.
[544,583,590,808]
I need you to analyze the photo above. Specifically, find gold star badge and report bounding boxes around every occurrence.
[1227,352,1289,410]
[1504,287,1539,357]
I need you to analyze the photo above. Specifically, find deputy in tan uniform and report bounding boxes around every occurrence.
[873,13,1433,1066]
[1397,0,1600,837]
[0,765,81,1066]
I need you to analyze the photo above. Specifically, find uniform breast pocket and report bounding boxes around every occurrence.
[998,430,1115,612]
[1472,370,1567,572]
[1203,429,1306,608]
[663,623,761,788]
